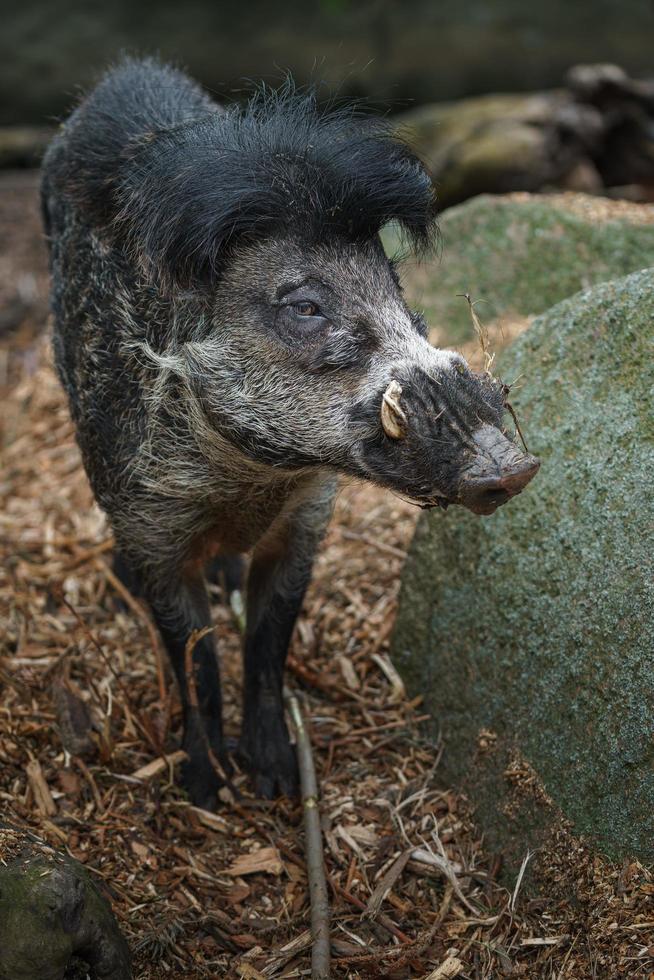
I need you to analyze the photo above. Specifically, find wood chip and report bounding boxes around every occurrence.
[190,805,230,834]
[336,824,366,862]
[236,964,267,980]
[370,652,406,701]
[25,758,57,816]
[226,847,283,877]
[364,850,411,918]
[261,930,313,976]
[422,956,465,979]
[131,750,187,782]
[346,825,379,846]
[337,654,360,690]
[51,677,95,759]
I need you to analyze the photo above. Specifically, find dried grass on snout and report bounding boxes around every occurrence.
[457,293,531,454]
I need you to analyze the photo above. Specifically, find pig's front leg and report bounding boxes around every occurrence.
[239,487,334,799]
[146,569,230,810]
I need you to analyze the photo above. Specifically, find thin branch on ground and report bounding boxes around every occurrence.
[285,688,331,980]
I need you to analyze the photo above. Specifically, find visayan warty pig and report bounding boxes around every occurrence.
[41,58,539,808]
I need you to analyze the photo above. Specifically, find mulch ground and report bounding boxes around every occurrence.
[1,173,653,979]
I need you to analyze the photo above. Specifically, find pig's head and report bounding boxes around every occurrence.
[131,85,538,513]
[207,237,539,515]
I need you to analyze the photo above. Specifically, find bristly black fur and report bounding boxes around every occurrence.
[55,57,439,286]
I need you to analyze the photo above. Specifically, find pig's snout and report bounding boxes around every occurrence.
[362,368,538,515]
[458,424,540,515]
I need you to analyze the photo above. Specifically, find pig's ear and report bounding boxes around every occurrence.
[329,131,440,256]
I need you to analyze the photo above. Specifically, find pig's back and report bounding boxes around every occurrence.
[41,59,220,508]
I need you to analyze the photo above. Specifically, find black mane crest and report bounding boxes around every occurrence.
[62,59,438,285]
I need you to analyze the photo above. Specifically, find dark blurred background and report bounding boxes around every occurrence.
[3,0,654,208]
[2,0,654,124]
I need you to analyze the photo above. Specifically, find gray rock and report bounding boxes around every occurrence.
[393,268,654,866]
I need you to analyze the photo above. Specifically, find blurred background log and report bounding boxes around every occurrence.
[397,64,654,207]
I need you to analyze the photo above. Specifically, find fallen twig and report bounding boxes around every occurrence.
[285,689,331,980]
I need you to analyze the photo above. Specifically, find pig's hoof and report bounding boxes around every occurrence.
[237,725,299,800]
[181,755,229,811]
[181,716,233,809]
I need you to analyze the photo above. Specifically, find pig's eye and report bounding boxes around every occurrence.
[293,301,320,317]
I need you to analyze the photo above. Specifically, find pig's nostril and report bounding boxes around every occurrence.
[481,486,506,501]
[461,427,540,515]
[459,457,539,515]
[459,480,510,515]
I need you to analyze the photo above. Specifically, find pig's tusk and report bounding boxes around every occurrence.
[381,380,408,440]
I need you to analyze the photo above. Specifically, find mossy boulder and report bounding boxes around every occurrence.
[392,268,654,865]
[393,193,654,346]
[0,825,131,980]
